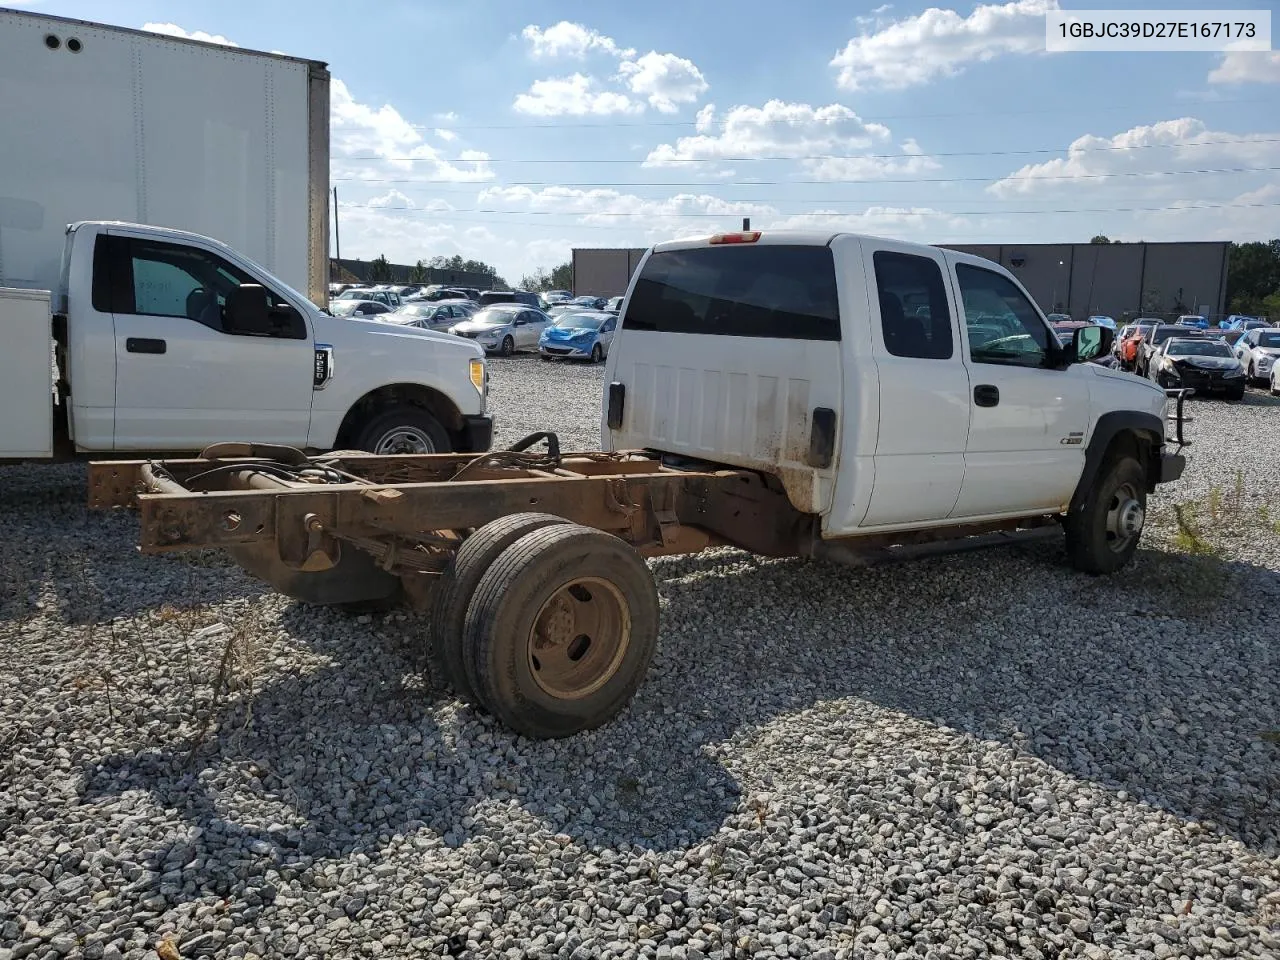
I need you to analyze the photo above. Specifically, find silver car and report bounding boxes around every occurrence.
[387,301,474,331]
[448,305,550,356]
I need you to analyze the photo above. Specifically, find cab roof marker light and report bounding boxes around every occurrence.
[709,231,762,245]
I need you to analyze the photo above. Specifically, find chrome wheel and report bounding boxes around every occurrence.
[373,426,436,455]
[527,577,630,701]
[1105,482,1144,553]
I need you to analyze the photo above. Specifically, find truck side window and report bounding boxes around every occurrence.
[119,237,302,339]
[872,251,953,360]
[956,264,1052,368]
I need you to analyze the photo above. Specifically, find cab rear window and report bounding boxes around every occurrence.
[622,245,840,340]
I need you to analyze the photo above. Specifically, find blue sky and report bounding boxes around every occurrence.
[13,0,1280,283]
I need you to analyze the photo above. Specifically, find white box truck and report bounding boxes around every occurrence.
[0,9,493,461]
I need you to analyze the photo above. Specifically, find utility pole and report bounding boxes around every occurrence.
[332,186,341,266]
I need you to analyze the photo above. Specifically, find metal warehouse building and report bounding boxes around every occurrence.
[571,241,1230,320]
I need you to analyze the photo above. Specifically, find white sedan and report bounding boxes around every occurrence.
[448,305,550,356]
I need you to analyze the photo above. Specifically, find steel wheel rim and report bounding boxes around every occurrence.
[1104,481,1143,553]
[374,427,436,455]
[527,577,630,700]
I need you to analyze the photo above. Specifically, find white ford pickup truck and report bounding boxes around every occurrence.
[1,222,492,461]
[93,230,1186,739]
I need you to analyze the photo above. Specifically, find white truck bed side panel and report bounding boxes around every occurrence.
[0,11,313,296]
[0,287,54,457]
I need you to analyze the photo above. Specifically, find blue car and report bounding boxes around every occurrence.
[1176,314,1210,329]
[539,310,617,363]
[1223,314,1267,331]
[1087,314,1116,330]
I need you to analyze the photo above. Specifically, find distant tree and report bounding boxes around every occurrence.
[1225,239,1280,315]
[520,268,551,292]
[369,254,392,282]
[409,259,429,283]
[549,261,572,290]
[519,261,573,292]
[1090,235,1112,244]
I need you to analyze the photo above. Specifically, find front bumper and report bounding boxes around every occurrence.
[459,414,494,452]
[540,343,593,358]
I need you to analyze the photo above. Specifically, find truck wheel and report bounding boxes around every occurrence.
[463,524,659,739]
[355,406,451,455]
[500,336,514,357]
[1063,455,1147,575]
[427,513,572,703]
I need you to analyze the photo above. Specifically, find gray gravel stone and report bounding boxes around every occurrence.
[1,363,1277,958]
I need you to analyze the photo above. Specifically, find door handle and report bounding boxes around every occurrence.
[973,384,1000,407]
[126,337,167,354]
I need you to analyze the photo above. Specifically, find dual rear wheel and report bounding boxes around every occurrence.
[427,514,659,738]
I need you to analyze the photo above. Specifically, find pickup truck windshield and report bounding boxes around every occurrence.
[623,245,840,340]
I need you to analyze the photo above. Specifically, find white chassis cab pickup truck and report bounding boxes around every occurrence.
[91,230,1186,739]
[601,230,1185,575]
[1,221,492,461]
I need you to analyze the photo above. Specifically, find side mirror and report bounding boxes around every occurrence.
[225,284,271,335]
[1071,325,1112,363]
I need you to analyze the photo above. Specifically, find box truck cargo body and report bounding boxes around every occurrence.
[0,7,330,305]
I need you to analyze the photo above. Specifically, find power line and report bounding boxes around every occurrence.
[410,97,1279,132]
[336,199,1280,220]
[341,136,1280,164]
[331,164,1280,187]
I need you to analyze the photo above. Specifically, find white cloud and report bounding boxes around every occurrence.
[616,52,708,113]
[477,185,774,232]
[513,74,642,117]
[830,0,1057,91]
[331,79,493,182]
[516,21,707,116]
[435,111,459,122]
[987,117,1280,197]
[1209,51,1280,84]
[435,129,458,142]
[142,22,238,47]
[521,21,633,60]
[643,100,931,180]
[764,206,973,238]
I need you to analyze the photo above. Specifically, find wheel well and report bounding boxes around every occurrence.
[335,383,464,448]
[1100,429,1160,491]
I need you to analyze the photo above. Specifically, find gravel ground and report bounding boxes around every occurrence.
[2,356,1278,960]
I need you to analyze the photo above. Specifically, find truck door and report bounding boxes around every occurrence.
[946,255,1089,518]
[102,232,315,451]
[602,238,843,515]
[855,242,971,527]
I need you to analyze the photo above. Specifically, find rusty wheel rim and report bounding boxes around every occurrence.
[527,577,630,700]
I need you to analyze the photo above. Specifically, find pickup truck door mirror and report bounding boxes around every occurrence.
[225,284,271,335]
[1070,325,1112,364]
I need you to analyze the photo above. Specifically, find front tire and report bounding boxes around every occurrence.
[500,336,514,357]
[462,524,659,738]
[590,343,603,363]
[1063,455,1147,575]
[355,406,451,455]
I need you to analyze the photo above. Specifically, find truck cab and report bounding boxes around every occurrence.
[602,230,1181,571]
[3,221,492,459]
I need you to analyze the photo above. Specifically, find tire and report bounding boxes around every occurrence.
[540,353,553,361]
[1228,388,1245,402]
[462,524,659,739]
[590,344,603,363]
[355,406,451,455]
[500,336,514,357]
[1063,455,1147,575]
[1271,375,1279,397]
[427,513,572,703]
